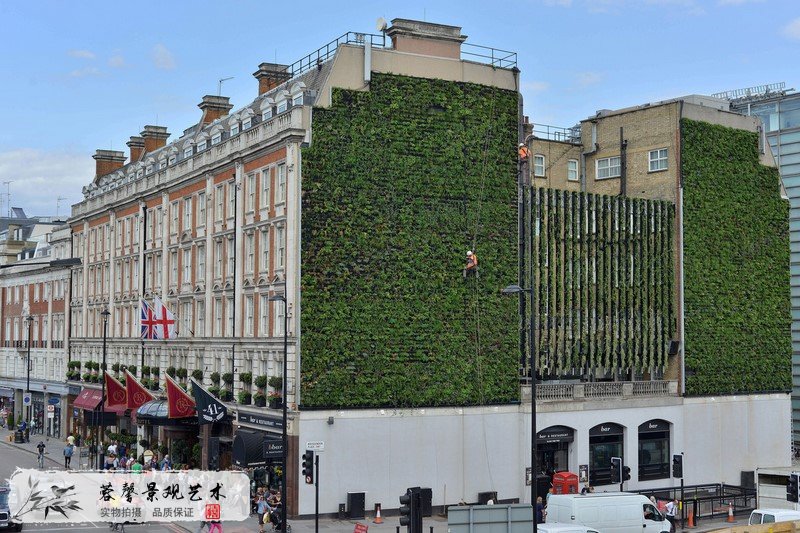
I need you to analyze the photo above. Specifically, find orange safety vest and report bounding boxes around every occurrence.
[518,145,529,161]
[467,254,478,269]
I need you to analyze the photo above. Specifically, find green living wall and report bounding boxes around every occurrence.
[301,73,519,408]
[682,118,791,395]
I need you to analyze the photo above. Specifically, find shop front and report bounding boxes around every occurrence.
[135,399,198,468]
[589,422,625,486]
[536,425,574,475]
[235,410,285,495]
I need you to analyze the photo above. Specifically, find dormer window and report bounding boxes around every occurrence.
[243,118,252,130]
[168,155,177,165]
[277,101,287,114]
[183,147,193,159]
[262,108,273,121]
[292,94,303,106]
[159,159,167,170]
[211,133,222,146]
[230,124,240,136]
[197,140,207,151]
[145,165,154,174]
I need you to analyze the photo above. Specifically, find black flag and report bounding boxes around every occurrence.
[191,378,227,425]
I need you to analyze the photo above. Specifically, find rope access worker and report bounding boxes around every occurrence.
[463,250,479,279]
[518,143,530,162]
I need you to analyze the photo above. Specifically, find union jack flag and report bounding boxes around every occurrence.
[140,299,160,340]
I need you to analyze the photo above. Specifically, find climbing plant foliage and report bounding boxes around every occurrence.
[301,73,519,408]
[681,118,790,395]
[530,188,675,376]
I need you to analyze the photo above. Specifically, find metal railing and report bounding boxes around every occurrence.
[531,122,582,143]
[632,483,757,525]
[461,42,517,69]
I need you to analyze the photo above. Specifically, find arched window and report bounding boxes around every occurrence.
[589,422,624,486]
[638,419,671,481]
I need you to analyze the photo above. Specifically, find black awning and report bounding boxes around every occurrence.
[233,430,268,468]
[638,419,671,433]
[537,425,574,444]
[589,422,624,437]
[135,399,196,427]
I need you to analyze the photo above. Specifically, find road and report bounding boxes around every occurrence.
[0,439,184,533]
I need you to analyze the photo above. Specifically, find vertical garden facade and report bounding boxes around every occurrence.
[301,73,519,409]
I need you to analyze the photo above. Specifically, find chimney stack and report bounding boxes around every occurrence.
[253,63,291,95]
[386,19,467,59]
[141,125,170,154]
[127,136,145,163]
[92,150,126,179]
[198,96,234,126]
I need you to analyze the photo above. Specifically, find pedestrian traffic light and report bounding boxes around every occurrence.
[672,454,683,478]
[399,492,412,530]
[787,472,799,503]
[302,450,314,485]
[399,489,422,533]
[610,457,622,484]
[622,466,631,482]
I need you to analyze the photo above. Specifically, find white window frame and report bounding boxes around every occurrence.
[261,168,271,209]
[260,229,270,273]
[245,295,254,336]
[225,296,233,336]
[183,197,192,230]
[292,94,303,106]
[170,251,178,285]
[214,242,222,278]
[159,159,167,170]
[211,133,222,146]
[197,244,206,281]
[182,248,191,283]
[567,159,579,182]
[215,185,224,222]
[198,192,206,226]
[226,238,235,276]
[170,201,179,234]
[262,108,273,121]
[533,154,545,177]
[247,173,256,212]
[227,182,235,218]
[243,118,252,130]
[230,124,240,137]
[214,298,222,336]
[259,295,269,336]
[183,147,193,159]
[146,164,154,174]
[648,148,668,172]
[197,300,205,336]
[197,140,207,152]
[274,300,285,336]
[245,233,254,274]
[596,156,621,180]
[168,155,177,166]
[276,225,285,270]
[277,164,286,204]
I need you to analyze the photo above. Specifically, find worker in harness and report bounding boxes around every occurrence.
[518,143,529,162]
[463,250,479,279]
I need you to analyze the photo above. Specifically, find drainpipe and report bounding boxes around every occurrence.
[619,127,628,196]
[677,101,686,396]
[580,121,599,193]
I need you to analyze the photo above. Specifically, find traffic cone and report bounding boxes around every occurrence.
[687,510,695,528]
[373,503,383,524]
[727,502,734,523]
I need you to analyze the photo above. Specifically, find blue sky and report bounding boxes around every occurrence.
[0,0,796,216]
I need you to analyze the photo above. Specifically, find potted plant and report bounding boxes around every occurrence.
[142,365,151,377]
[149,378,159,391]
[237,390,252,405]
[177,367,188,380]
[268,375,283,392]
[208,385,220,398]
[91,374,99,383]
[240,372,252,386]
[192,369,203,381]
[112,363,120,374]
[268,391,282,409]
[127,365,137,375]
[254,375,268,389]
[219,389,233,402]
[152,367,161,378]
[210,372,220,385]
[221,372,233,385]
[166,366,177,378]
[82,372,92,382]
[253,391,267,407]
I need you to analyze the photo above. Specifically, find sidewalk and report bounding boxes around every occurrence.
[0,427,67,469]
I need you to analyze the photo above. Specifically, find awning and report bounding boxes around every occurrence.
[135,399,196,427]
[232,430,268,468]
[537,425,575,444]
[73,388,103,410]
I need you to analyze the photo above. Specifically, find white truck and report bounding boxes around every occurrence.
[546,492,670,533]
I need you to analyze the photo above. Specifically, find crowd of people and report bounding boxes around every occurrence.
[252,487,284,532]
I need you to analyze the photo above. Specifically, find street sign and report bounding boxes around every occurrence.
[72,407,79,418]
[23,393,31,406]
[48,397,60,405]
[306,440,325,451]
[47,411,54,419]
[47,405,55,413]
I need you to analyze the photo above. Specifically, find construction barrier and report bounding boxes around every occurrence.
[706,519,800,533]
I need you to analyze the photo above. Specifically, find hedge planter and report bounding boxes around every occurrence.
[253,393,267,407]
[237,391,252,405]
[268,397,283,410]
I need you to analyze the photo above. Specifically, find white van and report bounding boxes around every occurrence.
[749,508,800,525]
[546,493,670,533]
[539,524,603,533]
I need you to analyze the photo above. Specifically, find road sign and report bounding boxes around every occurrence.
[306,441,324,451]
[48,397,60,405]
[23,393,31,406]
[47,405,55,413]
[47,411,54,419]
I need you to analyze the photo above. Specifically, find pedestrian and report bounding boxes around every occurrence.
[256,494,269,533]
[207,519,223,533]
[462,250,479,279]
[535,496,545,524]
[36,441,46,469]
[63,442,73,469]
[665,498,678,532]
[161,454,172,471]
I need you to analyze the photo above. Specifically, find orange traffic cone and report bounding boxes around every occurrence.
[374,504,383,524]
[727,502,734,523]
[687,510,695,528]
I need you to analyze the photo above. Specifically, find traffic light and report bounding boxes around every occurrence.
[672,454,683,478]
[787,472,799,503]
[399,489,422,533]
[622,466,631,482]
[302,450,315,485]
[610,457,622,484]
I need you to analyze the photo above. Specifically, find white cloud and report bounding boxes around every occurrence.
[784,17,800,40]
[68,67,101,78]
[522,81,550,93]
[152,44,176,70]
[576,71,604,87]
[0,149,92,217]
[108,54,126,68]
[68,49,96,59]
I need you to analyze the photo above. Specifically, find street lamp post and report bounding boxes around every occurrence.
[502,284,537,533]
[269,294,288,528]
[99,308,110,469]
[25,315,33,425]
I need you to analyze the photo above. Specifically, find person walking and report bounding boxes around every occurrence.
[63,442,74,469]
[665,498,678,532]
[256,494,269,533]
[36,441,46,469]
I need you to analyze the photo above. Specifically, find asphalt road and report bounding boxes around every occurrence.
[0,439,183,533]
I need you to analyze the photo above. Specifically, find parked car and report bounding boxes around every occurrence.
[539,524,603,533]
[749,508,800,525]
[0,485,22,531]
[546,492,669,533]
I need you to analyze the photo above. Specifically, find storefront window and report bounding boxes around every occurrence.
[638,419,670,481]
[537,425,574,476]
[589,422,624,486]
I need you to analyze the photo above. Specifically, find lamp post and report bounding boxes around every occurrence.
[99,308,110,469]
[25,315,33,425]
[502,284,537,532]
[269,294,288,527]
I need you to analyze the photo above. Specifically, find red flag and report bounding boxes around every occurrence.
[104,372,127,409]
[125,369,154,410]
[165,373,195,418]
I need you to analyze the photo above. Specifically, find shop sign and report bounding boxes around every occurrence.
[262,439,284,459]
[237,412,283,431]
[536,425,574,444]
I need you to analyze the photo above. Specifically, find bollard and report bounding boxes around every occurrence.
[396,526,400,533]
[430,527,434,533]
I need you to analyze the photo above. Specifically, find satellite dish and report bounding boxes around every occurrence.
[376,17,387,31]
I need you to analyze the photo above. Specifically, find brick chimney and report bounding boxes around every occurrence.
[92,150,126,179]
[253,63,291,95]
[127,136,145,163]
[141,125,170,154]
[386,19,467,59]
[198,96,234,126]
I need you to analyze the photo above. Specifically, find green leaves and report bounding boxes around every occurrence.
[301,73,519,408]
